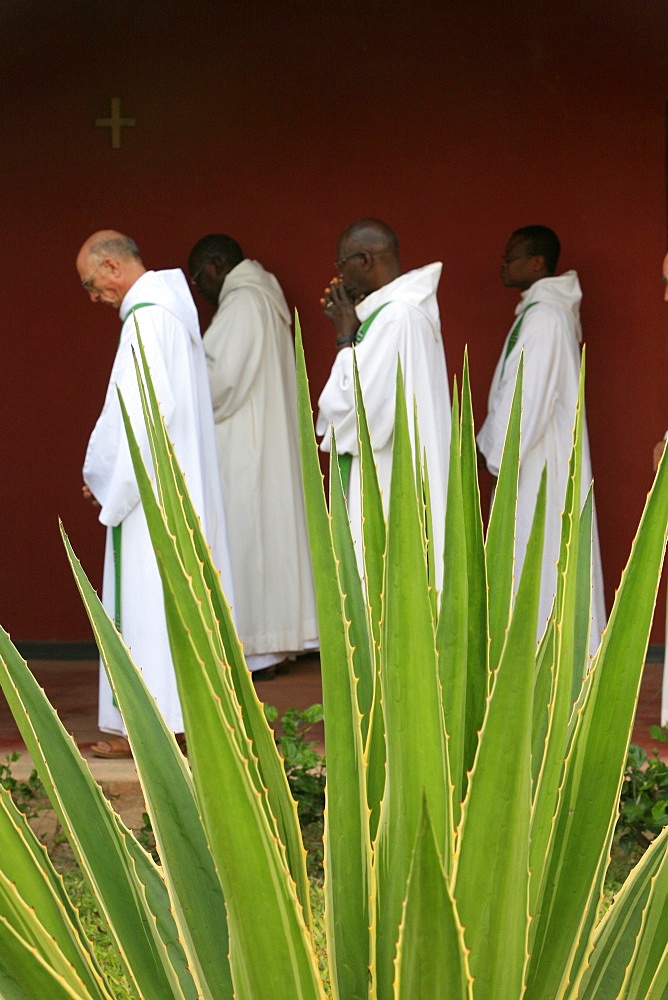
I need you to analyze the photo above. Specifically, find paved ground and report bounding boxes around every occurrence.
[1,653,666,829]
[0,653,323,829]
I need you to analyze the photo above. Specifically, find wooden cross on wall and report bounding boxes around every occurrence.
[95,97,137,149]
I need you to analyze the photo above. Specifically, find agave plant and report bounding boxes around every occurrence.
[0,320,666,999]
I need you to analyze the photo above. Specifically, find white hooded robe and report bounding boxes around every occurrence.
[204,259,318,669]
[83,268,234,734]
[477,271,606,652]
[316,263,451,589]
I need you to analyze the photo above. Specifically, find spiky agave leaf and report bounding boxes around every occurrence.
[484,354,523,674]
[525,370,668,998]
[457,351,488,790]
[436,379,469,830]
[0,788,114,1000]
[295,316,371,1000]
[61,527,233,999]
[374,364,451,1000]
[129,335,312,924]
[453,466,546,1000]
[116,338,324,999]
[394,799,472,999]
[575,823,668,999]
[0,626,196,1000]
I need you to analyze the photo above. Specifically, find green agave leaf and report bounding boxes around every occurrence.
[525,394,668,998]
[436,379,469,831]
[351,357,387,846]
[0,790,112,1000]
[353,351,386,678]
[375,364,450,1000]
[0,626,191,1000]
[129,335,311,922]
[329,430,375,739]
[116,349,322,998]
[61,528,232,1000]
[531,615,556,790]
[454,466,546,1000]
[394,801,472,1000]
[643,952,668,1000]
[412,401,438,620]
[329,431,384,856]
[572,485,594,694]
[485,353,523,674]
[576,824,668,999]
[529,363,587,928]
[295,316,371,1000]
[458,352,489,785]
[0,913,92,1000]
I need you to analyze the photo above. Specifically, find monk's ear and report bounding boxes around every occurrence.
[359,251,374,270]
[212,256,230,279]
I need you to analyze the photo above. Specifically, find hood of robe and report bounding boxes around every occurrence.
[355,262,443,339]
[120,269,201,345]
[518,270,583,343]
[219,259,291,327]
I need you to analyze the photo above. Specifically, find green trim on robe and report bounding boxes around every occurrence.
[112,524,122,631]
[338,302,392,492]
[500,302,538,378]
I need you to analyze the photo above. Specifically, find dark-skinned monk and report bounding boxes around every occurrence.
[316,217,451,588]
[188,234,318,681]
[477,224,606,652]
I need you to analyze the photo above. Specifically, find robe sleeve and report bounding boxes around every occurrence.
[83,309,179,527]
[205,289,266,421]
[316,302,421,454]
[477,305,566,477]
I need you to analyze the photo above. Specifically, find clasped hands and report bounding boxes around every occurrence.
[320,277,361,350]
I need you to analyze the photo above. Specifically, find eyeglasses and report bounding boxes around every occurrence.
[81,258,106,292]
[334,251,365,272]
[190,264,206,286]
[502,254,531,264]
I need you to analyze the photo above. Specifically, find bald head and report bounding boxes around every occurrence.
[76,230,146,308]
[335,217,401,300]
[339,218,399,257]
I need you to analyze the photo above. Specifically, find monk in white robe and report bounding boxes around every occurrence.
[477,225,606,652]
[316,218,451,589]
[78,231,234,756]
[188,235,318,676]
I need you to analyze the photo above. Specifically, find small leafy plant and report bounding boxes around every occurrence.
[618,729,668,853]
[266,703,326,829]
[0,751,42,816]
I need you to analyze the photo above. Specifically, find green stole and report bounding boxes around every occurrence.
[112,303,156,632]
[338,302,391,492]
[500,302,537,379]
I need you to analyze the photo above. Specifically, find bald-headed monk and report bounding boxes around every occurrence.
[78,231,234,757]
[316,218,451,588]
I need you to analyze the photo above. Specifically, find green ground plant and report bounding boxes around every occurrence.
[265,702,326,830]
[0,751,42,817]
[0,323,667,998]
[618,728,668,853]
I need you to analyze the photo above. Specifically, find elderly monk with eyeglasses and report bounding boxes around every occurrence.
[77,230,235,758]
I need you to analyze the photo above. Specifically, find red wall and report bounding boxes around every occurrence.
[1,0,666,642]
